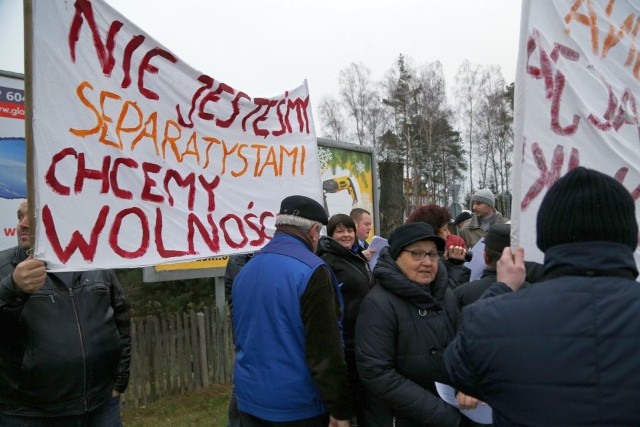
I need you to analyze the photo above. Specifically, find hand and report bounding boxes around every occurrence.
[362,248,376,261]
[446,245,466,261]
[12,258,46,294]
[328,416,350,427]
[497,246,526,292]
[456,391,479,410]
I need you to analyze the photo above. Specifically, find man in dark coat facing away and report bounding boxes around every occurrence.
[444,167,640,426]
[454,223,511,310]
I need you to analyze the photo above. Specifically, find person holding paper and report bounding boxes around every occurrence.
[355,222,461,426]
[349,208,373,250]
[317,213,375,427]
[350,208,378,262]
[0,200,131,426]
[444,167,640,426]
[454,223,512,309]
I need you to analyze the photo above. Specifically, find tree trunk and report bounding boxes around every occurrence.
[378,161,406,237]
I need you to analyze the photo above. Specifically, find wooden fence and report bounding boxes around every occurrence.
[122,306,234,409]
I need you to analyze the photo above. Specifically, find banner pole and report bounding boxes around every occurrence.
[23,0,36,253]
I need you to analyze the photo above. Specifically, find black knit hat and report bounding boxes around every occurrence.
[388,223,445,259]
[451,210,473,226]
[536,167,638,251]
[279,195,329,225]
[484,223,511,252]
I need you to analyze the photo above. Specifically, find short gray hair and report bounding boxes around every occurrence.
[276,214,322,232]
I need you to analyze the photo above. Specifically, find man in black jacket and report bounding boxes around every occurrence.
[454,223,511,310]
[444,167,640,426]
[0,200,131,426]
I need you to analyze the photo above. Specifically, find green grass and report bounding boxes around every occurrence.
[123,383,231,427]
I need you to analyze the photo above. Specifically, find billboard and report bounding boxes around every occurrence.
[0,70,26,251]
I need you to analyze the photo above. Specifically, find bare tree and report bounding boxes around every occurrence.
[339,62,378,145]
[318,95,346,141]
[475,66,513,196]
[454,60,482,195]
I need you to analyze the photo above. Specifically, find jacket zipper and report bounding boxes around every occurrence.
[344,254,374,287]
[68,286,88,412]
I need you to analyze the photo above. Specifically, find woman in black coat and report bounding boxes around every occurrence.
[406,204,471,289]
[355,222,461,426]
[317,213,375,426]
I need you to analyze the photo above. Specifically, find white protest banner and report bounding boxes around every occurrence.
[29,0,322,271]
[512,0,640,267]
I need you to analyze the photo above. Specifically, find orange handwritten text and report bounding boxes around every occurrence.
[564,0,640,80]
[67,0,311,137]
[69,81,307,178]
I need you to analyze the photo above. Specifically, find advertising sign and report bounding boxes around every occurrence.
[0,70,26,251]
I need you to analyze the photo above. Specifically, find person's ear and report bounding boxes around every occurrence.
[308,224,319,239]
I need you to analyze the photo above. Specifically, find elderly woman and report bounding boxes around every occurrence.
[355,222,461,426]
[317,213,375,426]
[407,205,471,288]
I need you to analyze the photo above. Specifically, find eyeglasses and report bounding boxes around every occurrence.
[403,249,442,261]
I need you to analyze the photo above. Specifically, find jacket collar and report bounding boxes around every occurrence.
[543,242,638,279]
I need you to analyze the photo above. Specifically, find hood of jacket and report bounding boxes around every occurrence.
[373,246,448,309]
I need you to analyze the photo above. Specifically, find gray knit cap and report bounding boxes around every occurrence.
[471,188,495,209]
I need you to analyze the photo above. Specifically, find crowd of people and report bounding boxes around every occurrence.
[1,166,638,426]
[228,167,640,427]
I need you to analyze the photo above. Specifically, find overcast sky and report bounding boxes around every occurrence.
[0,0,522,129]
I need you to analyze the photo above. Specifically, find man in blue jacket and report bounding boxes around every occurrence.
[232,195,353,426]
[444,167,640,426]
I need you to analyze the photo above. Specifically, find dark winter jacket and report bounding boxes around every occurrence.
[454,268,497,310]
[224,252,254,312]
[443,259,472,289]
[317,236,374,352]
[0,246,131,416]
[444,242,640,426]
[355,247,461,426]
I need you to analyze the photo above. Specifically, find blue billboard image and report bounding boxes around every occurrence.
[0,137,26,199]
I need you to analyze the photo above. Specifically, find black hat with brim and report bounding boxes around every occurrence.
[389,222,445,259]
[279,195,329,225]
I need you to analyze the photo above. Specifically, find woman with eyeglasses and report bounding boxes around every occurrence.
[406,204,471,289]
[355,222,461,426]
